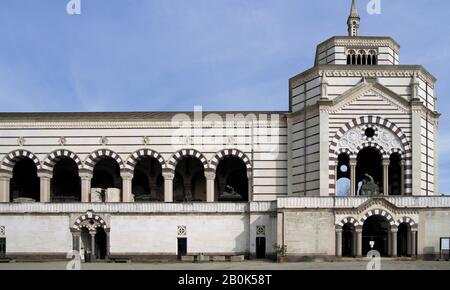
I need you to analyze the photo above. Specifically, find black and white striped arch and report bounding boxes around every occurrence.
[0,150,41,173]
[167,149,208,171]
[84,149,125,173]
[125,149,167,172]
[209,149,252,171]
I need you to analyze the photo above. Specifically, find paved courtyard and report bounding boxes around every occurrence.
[1,260,450,270]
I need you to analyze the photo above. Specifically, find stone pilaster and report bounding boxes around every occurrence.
[80,172,92,203]
[0,173,12,203]
[350,159,357,196]
[382,159,390,196]
[336,229,343,257]
[205,170,216,203]
[38,172,52,203]
[162,170,174,203]
[121,172,133,203]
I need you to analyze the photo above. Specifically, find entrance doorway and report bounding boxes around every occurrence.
[177,238,187,259]
[95,228,107,260]
[342,224,355,257]
[362,215,389,256]
[397,223,409,256]
[256,237,266,259]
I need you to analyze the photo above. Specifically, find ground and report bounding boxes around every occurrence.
[1,260,450,270]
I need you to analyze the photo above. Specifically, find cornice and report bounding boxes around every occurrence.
[316,36,401,54]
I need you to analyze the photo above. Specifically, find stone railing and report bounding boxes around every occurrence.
[0,201,277,214]
[277,196,450,209]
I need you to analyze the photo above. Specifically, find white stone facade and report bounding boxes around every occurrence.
[0,1,448,261]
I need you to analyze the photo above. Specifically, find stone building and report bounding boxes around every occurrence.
[0,1,448,262]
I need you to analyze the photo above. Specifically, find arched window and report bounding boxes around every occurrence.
[336,153,351,196]
[360,51,367,65]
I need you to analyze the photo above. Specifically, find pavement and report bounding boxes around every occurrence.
[1,259,450,270]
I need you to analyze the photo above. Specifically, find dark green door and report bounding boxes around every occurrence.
[0,238,5,258]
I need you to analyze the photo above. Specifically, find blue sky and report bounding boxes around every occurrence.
[0,0,449,192]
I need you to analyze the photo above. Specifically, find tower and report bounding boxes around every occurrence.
[347,0,360,37]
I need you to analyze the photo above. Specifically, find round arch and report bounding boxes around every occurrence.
[330,116,411,161]
[360,209,397,227]
[0,150,41,173]
[336,217,361,228]
[72,211,108,231]
[167,149,208,171]
[210,149,252,171]
[84,149,125,173]
[126,149,167,172]
[42,149,83,174]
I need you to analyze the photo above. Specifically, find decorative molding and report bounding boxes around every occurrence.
[17,137,25,146]
[142,136,150,145]
[256,225,266,237]
[58,136,67,146]
[0,226,5,238]
[100,136,109,146]
[72,210,108,231]
[177,226,187,237]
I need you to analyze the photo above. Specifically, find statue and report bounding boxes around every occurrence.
[218,185,242,202]
[360,174,381,196]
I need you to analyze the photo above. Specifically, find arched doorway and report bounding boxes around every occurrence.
[362,215,390,256]
[342,223,355,257]
[51,158,81,202]
[10,158,40,202]
[389,153,402,196]
[215,156,248,202]
[356,148,382,195]
[132,157,164,202]
[397,223,410,257]
[91,157,122,202]
[174,157,206,202]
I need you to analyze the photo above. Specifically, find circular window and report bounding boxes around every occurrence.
[365,128,375,138]
[340,165,348,173]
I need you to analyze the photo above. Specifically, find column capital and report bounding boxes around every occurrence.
[0,172,12,179]
[349,159,357,166]
[382,159,390,166]
[89,230,97,236]
[120,171,134,179]
[246,169,253,179]
[37,172,52,179]
[390,228,399,233]
[335,228,343,234]
[355,228,363,234]
[204,170,216,180]
[400,160,406,166]
[162,170,175,180]
[80,172,93,179]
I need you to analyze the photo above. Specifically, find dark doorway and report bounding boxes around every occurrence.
[95,228,108,260]
[256,237,266,259]
[0,238,5,258]
[177,238,187,259]
[356,148,382,195]
[342,224,355,257]
[397,223,409,256]
[362,215,389,256]
[51,158,81,202]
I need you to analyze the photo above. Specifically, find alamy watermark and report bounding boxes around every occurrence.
[66,250,81,270]
[366,241,381,270]
[66,0,81,15]
[367,0,382,15]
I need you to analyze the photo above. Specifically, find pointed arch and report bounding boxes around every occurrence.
[167,149,208,171]
[125,149,167,172]
[83,149,125,173]
[210,149,252,171]
[0,150,41,173]
[42,149,83,174]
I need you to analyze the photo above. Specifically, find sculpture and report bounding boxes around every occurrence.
[218,185,242,201]
[360,174,381,196]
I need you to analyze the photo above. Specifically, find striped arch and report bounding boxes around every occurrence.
[209,149,252,171]
[42,150,83,174]
[0,150,41,173]
[397,217,418,229]
[167,149,208,171]
[360,209,397,227]
[336,217,361,228]
[329,116,413,195]
[125,149,167,172]
[336,148,352,158]
[83,149,125,173]
[352,142,390,159]
[72,211,108,231]
[330,116,411,160]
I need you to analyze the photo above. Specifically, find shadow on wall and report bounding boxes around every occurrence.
[232,216,250,255]
[423,247,437,261]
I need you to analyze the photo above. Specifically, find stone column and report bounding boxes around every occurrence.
[106,229,111,259]
[121,172,133,203]
[90,230,96,261]
[387,231,392,257]
[162,171,174,203]
[383,159,390,196]
[391,228,398,257]
[247,169,253,201]
[411,229,417,257]
[356,228,363,257]
[0,173,12,203]
[336,229,343,257]
[38,172,52,203]
[205,170,216,203]
[350,159,357,196]
[400,160,406,196]
[80,172,92,203]
[352,230,357,257]
[71,229,81,252]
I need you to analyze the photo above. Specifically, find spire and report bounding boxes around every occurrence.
[347,0,360,37]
